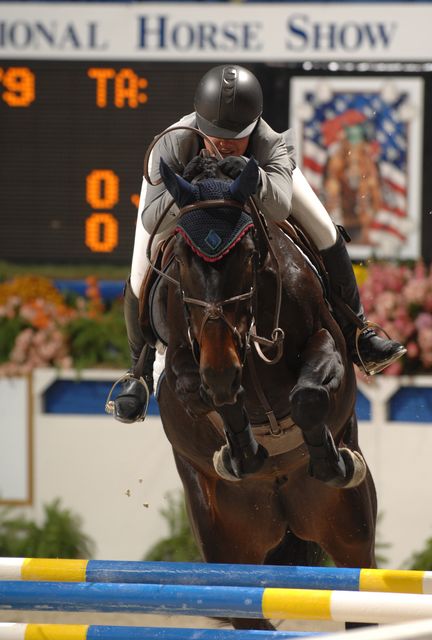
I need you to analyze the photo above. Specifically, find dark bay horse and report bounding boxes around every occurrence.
[150,156,377,631]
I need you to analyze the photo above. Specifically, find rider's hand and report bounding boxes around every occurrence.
[218,156,248,180]
[182,156,217,182]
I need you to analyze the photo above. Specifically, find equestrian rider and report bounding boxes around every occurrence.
[111,64,406,424]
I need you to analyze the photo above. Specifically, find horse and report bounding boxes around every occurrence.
[146,155,377,632]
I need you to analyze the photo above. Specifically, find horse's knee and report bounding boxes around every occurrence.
[290,384,330,430]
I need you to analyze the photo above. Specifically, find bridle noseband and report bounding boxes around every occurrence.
[183,286,256,366]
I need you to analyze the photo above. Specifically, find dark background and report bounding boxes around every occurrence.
[0,61,430,264]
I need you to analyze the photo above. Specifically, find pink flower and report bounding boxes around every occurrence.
[424,293,432,313]
[406,341,419,358]
[418,327,432,351]
[420,351,432,369]
[414,260,426,279]
[415,313,432,332]
[404,280,428,306]
[382,360,404,376]
[375,291,398,316]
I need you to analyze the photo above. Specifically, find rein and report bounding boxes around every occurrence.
[143,124,285,365]
[244,196,284,364]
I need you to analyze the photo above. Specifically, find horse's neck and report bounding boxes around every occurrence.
[256,230,321,339]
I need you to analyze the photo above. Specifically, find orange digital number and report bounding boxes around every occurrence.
[0,67,35,107]
[85,213,119,253]
[86,170,119,209]
[85,170,120,253]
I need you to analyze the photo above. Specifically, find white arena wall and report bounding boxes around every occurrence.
[1,369,432,568]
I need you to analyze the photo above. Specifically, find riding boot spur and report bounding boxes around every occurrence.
[106,279,155,423]
[320,231,406,375]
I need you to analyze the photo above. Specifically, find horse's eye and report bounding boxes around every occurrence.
[175,256,183,266]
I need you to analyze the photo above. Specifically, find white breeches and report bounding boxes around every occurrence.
[291,168,337,251]
[130,176,151,297]
[130,155,168,298]
[130,166,337,298]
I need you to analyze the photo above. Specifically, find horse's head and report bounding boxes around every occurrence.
[160,157,260,406]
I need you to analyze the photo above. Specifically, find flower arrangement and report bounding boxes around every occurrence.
[0,276,129,375]
[1,261,432,376]
[359,260,432,375]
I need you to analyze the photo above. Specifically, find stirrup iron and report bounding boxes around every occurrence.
[355,321,406,377]
[105,372,150,421]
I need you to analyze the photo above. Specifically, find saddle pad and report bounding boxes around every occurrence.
[148,257,174,346]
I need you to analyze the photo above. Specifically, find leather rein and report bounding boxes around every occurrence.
[143,125,285,367]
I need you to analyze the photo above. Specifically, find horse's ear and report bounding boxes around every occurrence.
[229,158,260,203]
[159,158,198,207]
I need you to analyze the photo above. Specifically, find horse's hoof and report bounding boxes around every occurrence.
[325,449,367,489]
[340,448,368,488]
[213,445,242,482]
[213,443,268,481]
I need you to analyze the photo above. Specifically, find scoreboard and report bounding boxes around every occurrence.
[0,61,214,263]
[1,58,430,263]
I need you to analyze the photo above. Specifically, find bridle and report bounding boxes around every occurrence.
[183,287,256,367]
[173,197,258,367]
[143,125,285,366]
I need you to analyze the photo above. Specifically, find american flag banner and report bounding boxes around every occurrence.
[290,78,423,259]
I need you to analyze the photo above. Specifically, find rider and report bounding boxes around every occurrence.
[111,64,406,424]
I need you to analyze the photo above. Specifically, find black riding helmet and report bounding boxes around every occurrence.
[194,65,263,140]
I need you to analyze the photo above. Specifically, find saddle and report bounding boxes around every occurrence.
[276,216,330,298]
[139,237,175,347]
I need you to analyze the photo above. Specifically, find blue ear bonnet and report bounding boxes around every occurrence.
[175,207,254,262]
[159,156,259,262]
[195,179,234,202]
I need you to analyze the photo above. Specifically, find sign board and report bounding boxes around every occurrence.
[1,3,432,62]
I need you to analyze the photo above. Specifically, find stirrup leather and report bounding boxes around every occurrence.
[105,372,150,421]
[355,321,406,377]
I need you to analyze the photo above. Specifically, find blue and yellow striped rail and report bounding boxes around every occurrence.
[0,559,431,595]
[0,623,320,640]
[0,582,432,623]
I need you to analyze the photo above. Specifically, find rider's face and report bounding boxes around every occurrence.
[204,135,249,158]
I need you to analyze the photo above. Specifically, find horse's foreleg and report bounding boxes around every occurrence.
[211,389,268,481]
[289,328,366,488]
[166,344,210,417]
[173,452,283,631]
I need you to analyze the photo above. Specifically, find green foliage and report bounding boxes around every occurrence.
[405,537,432,570]
[65,307,129,369]
[144,491,201,562]
[0,499,95,558]
[0,317,28,362]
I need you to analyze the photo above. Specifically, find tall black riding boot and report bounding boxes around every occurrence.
[320,232,406,375]
[106,279,155,423]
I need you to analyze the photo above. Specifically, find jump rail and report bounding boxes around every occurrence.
[0,623,321,640]
[0,582,432,624]
[0,559,431,595]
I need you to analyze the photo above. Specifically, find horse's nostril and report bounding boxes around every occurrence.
[200,363,242,405]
